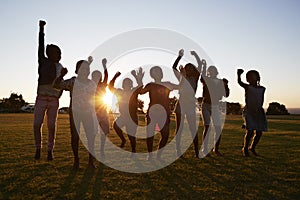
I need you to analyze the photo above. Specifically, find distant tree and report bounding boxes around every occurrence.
[169,96,178,112]
[137,99,144,114]
[226,102,242,115]
[266,102,290,115]
[0,93,28,113]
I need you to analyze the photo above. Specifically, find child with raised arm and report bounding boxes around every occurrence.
[237,69,267,156]
[91,58,109,157]
[33,20,64,160]
[139,66,179,160]
[108,68,144,155]
[200,61,230,157]
[53,57,97,169]
[172,49,201,158]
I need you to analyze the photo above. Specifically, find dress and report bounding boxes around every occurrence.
[243,85,267,131]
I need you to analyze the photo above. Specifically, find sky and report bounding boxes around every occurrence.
[1,0,300,110]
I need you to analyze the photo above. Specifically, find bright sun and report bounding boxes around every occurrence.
[102,88,114,108]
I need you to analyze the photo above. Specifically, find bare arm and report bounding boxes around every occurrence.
[38,20,46,60]
[53,68,68,89]
[102,58,108,84]
[172,49,184,81]
[191,50,202,74]
[237,69,247,88]
[108,72,121,92]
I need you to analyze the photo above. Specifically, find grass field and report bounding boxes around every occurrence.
[0,113,299,199]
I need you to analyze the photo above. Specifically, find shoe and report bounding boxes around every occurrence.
[214,150,223,156]
[120,140,126,148]
[88,154,97,169]
[249,148,258,156]
[47,150,53,161]
[73,157,79,169]
[34,149,41,160]
[146,153,153,161]
[242,148,249,157]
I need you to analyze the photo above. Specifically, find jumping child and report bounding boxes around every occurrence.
[237,68,267,156]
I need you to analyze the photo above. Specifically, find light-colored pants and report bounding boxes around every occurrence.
[33,95,59,150]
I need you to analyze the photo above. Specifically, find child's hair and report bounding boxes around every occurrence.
[246,70,260,86]
[185,63,199,78]
[150,66,163,80]
[75,60,90,74]
[207,66,218,77]
[46,44,61,57]
[122,78,133,89]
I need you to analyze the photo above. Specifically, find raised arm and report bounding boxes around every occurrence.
[190,50,202,74]
[102,58,108,84]
[108,72,121,92]
[172,49,184,81]
[200,59,207,83]
[53,67,68,89]
[237,69,247,88]
[38,20,46,60]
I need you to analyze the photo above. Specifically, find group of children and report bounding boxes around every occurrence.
[33,20,267,168]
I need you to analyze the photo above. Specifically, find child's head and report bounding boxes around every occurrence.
[122,78,133,90]
[91,70,102,83]
[184,63,199,78]
[246,70,260,86]
[46,44,61,63]
[207,66,218,78]
[75,60,90,77]
[150,66,163,81]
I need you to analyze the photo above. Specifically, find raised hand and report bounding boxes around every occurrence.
[202,59,207,68]
[88,56,93,64]
[39,20,46,27]
[60,67,68,77]
[222,78,229,85]
[179,49,184,57]
[190,50,197,57]
[237,69,244,75]
[102,58,107,67]
[115,71,121,78]
[131,70,137,78]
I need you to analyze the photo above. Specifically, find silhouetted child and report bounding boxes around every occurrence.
[200,61,230,157]
[237,69,267,156]
[108,68,144,155]
[91,58,109,158]
[139,66,179,160]
[172,49,201,158]
[53,57,97,169]
[33,20,64,161]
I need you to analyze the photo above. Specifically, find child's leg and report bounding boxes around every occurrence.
[33,96,48,149]
[243,130,253,156]
[126,115,138,153]
[113,117,126,148]
[202,125,210,154]
[157,118,170,159]
[46,97,59,160]
[249,131,262,155]
[186,111,198,157]
[146,115,155,153]
[82,113,97,168]
[214,126,222,154]
[99,115,110,155]
[69,110,79,167]
[175,112,183,156]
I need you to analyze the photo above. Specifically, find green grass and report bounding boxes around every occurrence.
[0,113,300,199]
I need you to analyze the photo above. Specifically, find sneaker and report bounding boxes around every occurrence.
[34,149,41,160]
[249,148,258,156]
[214,150,223,156]
[242,148,249,157]
[47,150,53,161]
[73,158,79,169]
[146,153,153,161]
[120,140,126,148]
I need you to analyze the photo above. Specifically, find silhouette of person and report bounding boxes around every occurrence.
[53,57,97,169]
[33,20,64,161]
[172,49,201,158]
[237,69,267,156]
[91,58,109,158]
[139,66,179,160]
[200,62,230,157]
[108,68,144,155]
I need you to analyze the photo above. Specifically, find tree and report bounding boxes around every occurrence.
[226,102,242,115]
[137,99,144,114]
[0,93,28,113]
[266,102,290,115]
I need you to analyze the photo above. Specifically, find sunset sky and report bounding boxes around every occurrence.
[1,1,299,111]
